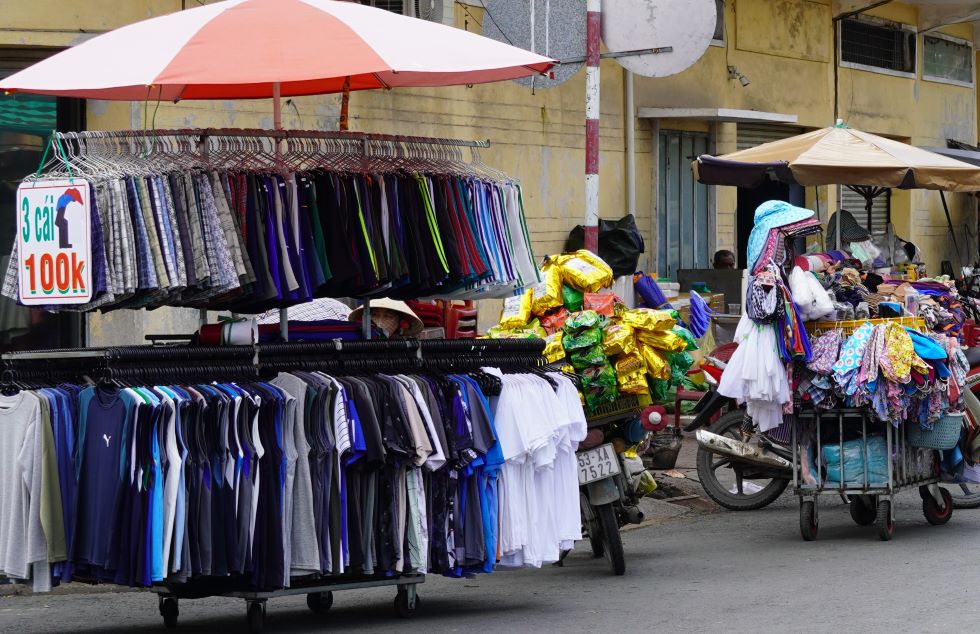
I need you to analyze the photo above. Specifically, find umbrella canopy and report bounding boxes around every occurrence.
[0,0,554,101]
[693,126,980,192]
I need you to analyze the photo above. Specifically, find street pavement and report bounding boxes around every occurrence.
[3,440,979,633]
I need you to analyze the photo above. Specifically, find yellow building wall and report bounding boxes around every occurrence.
[1,0,977,341]
[0,1,648,339]
[635,0,977,272]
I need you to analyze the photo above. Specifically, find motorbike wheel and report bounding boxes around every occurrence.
[941,482,980,509]
[695,411,789,511]
[595,503,625,576]
[581,492,605,558]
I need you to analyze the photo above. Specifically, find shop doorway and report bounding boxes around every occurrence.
[735,180,804,269]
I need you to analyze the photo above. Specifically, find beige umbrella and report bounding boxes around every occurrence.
[693,125,980,191]
[693,124,980,262]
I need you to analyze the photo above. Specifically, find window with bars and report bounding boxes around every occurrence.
[923,35,973,85]
[360,0,406,14]
[840,17,916,74]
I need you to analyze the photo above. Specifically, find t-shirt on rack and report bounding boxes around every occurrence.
[0,339,586,595]
[2,130,541,313]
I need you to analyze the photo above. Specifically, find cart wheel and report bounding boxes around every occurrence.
[306,591,333,614]
[394,586,421,618]
[918,485,931,500]
[922,488,953,526]
[849,495,876,526]
[159,597,178,629]
[246,600,265,634]
[876,499,894,541]
[799,500,818,541]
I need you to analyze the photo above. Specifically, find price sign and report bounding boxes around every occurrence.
[16,179,92,305]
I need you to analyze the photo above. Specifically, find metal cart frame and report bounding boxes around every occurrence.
[792,407,952,541]
[151,574,423,633]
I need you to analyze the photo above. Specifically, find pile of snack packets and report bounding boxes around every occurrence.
[488,250,699,410]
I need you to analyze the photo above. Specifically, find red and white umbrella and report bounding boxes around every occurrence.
[0,0,554,101]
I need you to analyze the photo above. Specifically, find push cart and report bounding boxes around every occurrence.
[151,574,423,633]
[791,406,951,541]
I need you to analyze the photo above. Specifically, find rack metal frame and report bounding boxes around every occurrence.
[791,407,948,541]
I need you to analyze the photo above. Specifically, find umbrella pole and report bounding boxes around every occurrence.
[940,190,963,273]
[273,81,290,342]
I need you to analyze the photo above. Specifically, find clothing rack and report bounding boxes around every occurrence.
[0,338,546,384]
[58,128,491,148]
[45,128,504,342]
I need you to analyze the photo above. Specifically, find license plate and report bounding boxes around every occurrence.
[578,443,621,485]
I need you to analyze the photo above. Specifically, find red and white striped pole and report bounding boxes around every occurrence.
[584,0,601,253]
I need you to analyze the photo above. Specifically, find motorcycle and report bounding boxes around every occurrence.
[688,346,980,511]
[575,400,663,575]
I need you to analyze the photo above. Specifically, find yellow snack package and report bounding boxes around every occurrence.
[619,371,650,395]
[641,345,671,380]
[615,352,645,375]
[499,289,532,329]
[543,331,565,363]
[530,264,563,316]
[620,308,676,332]
[556,250,614,293]
[636,329,688,353]
[603,323,636,356]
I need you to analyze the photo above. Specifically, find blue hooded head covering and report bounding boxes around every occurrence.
[747,200,815,270]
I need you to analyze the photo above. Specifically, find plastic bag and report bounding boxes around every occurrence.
[540,307,570,334]
[563,326,604,351]
[562,284,584,311]
[670,351,695,382]
[499,290,532,329]
[823,436,888,485]
[564,310,602,332]
[543,331,565,363]
[557,250,614,293]
[584,292,617,317]
[530,264,563,316]
[569,344,608,369]
[604,324,636,356]
[672,326,699,351]
[565,216,645,278]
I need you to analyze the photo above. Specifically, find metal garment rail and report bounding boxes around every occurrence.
[57,127,491,148]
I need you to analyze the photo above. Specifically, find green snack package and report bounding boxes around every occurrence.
[564,309,601,332]
[562,326,604,351]
[569,344,608,369]
[562,284,584,312]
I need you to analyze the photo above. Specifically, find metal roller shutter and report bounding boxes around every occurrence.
[839,186,890,236]
[736,123,804,151]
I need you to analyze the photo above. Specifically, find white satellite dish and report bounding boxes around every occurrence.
[602,0,716,78]
[482,0,586,88]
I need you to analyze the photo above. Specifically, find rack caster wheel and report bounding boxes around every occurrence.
[849,495,876,526]
[799,500,818,541]
[923,488,953,525]
[159,596,178,629]
[394,586,421,618]
[246,600,266,634]
[876,499,894,541]
[306,591,333,614]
